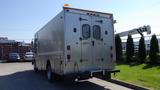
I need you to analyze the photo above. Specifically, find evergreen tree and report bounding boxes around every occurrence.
[115,34,123,62]
[149,34,159,63]
[138,36,146,63]
[126,35,134,62]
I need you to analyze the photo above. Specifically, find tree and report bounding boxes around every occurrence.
[126,35,134,62]
[149,34,159,63]
[138,36,146,63]
[115,34,123,62]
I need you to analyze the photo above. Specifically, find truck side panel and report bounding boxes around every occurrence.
[35,11,65,75]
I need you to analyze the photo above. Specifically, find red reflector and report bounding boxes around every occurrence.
[67,45,70,50]
[67,55,71,60]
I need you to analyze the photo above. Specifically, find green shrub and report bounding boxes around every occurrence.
[149,34,159,63]
[115,34,123,62]
[126,35,134,62]
[138,36,146,63]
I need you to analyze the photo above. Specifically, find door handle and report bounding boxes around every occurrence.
[92,41,94,46]
[79,17,88,21]
[96,20,103,23]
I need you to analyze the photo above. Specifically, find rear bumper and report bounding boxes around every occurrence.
[90,69,120,77]
[64,69,120,80]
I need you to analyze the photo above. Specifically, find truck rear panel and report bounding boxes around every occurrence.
[63,7,116,75]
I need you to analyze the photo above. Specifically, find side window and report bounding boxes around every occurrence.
[93,25,101,40]
[82,24,91,39]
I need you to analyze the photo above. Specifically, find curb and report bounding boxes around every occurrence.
[108,79,150,90]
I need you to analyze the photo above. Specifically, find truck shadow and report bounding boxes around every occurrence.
[0,70,107,90]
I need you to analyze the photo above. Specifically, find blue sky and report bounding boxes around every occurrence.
[0,0,160,42]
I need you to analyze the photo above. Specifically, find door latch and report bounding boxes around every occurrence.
[79,17,88,21]
[96,20,103,23]
[92,41,95,46]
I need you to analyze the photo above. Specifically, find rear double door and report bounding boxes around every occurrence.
[91,16,104,70]
[80,14,104,71]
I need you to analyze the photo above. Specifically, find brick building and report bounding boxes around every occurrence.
[0,37,31,60]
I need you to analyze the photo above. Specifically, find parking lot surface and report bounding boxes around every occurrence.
[0,62,132,90]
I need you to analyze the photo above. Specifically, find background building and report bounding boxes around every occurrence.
[0,37,31,60]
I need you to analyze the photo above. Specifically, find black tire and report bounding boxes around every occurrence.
[46,64,53,82]
[33,60,38,72]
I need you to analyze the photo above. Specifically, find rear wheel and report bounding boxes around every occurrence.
[47,64,53,82]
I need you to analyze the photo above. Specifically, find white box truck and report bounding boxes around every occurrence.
[33,7,119,82]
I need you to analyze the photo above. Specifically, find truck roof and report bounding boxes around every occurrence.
[63,7,113,16]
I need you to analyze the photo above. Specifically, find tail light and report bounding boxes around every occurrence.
[67,54,71,62]
[67,45,71,62]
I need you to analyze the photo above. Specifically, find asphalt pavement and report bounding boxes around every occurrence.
[0,62,132,90]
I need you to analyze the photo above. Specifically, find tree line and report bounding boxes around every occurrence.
[115,34,160,64]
